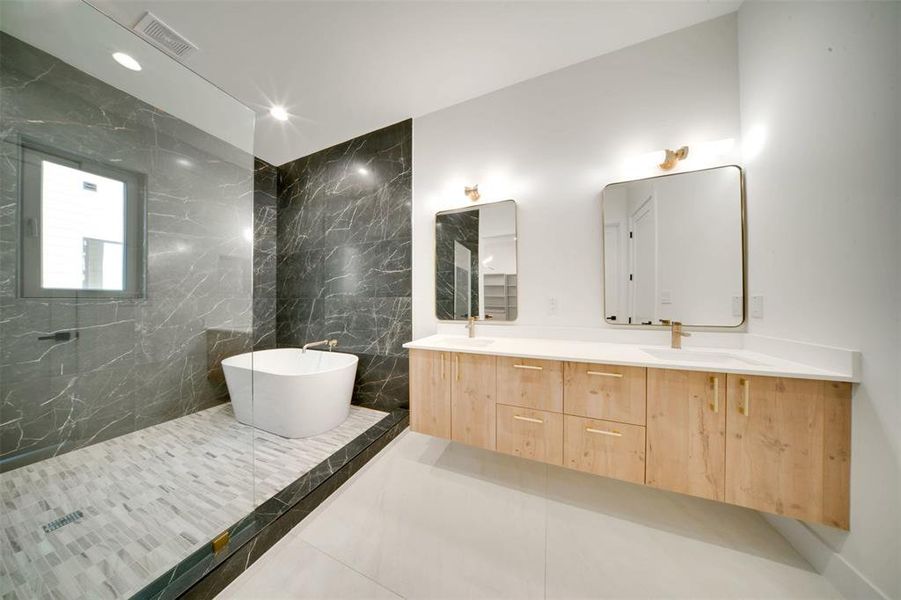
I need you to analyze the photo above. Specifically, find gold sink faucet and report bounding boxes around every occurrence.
[466,316,479,338]
[660,320,691,349]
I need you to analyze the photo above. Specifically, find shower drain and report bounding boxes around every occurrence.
[42,510,84,533]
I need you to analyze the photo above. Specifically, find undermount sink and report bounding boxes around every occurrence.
[434,337,495,348]
[641,347,768,367]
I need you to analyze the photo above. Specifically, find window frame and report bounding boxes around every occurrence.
[18,139,147,299]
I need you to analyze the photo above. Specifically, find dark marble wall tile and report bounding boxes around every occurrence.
[436,210,480,320]
[253,158,277,351]
[276,120,412,411]
[0,33,254,470]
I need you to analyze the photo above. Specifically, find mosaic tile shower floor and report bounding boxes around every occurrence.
[0,403,387,600]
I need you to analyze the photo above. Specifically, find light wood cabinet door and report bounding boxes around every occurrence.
[451,353,497,450]
[563,362,646,425]
[496,404,563,465]
[725,375,851,529]
[646,369,726,501]
[497,356,563,412]
[563,415,646,485]
[409,350,451,439]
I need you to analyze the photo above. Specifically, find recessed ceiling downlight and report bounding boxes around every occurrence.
[112,52,142,71]
[270,106,289,121]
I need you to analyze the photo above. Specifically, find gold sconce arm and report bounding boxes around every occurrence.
[659,146,689,170]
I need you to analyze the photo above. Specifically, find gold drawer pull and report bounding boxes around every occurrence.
[740,378,750,416]
[513,415,544,424]
[513,364,543,371]
[586,370,623,378]
[455,354,460,381]
[709,376,719,413]
[585,427,622,437]
[441,353,446,380]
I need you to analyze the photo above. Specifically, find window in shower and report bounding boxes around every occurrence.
[19,143,146,297]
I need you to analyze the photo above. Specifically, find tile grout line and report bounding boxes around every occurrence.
[299,520,408,599]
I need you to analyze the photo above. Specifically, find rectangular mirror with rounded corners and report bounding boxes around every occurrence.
[602,165,745,328]
[435,200,518,322]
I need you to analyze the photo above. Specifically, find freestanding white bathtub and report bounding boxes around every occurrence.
[222,348,358,438]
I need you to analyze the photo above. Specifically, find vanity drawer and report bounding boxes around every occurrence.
[563,415,646,485]
[497,356,564,412]
[496,404,563,465]
[563,362,647,425]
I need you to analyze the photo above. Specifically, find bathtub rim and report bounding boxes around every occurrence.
[221,348,359,377]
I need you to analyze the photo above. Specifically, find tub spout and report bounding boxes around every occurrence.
[302,339,338,353]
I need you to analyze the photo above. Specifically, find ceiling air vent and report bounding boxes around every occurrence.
[133,12,198,59]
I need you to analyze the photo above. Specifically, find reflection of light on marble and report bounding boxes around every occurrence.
[243,227,253,243]
[176,157,192,168]
[742,125,767,162]
[357,167,369,176]
[176,242,189,253]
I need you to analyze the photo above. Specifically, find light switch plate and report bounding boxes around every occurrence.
[751,295,764,318]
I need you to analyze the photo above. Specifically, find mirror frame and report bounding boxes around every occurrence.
[600,165,747,329]
[434,198,519,323]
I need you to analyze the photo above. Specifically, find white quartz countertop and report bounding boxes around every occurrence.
[403,335,858,382]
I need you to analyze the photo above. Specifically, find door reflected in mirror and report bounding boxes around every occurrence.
[602,166,744,327]
[435,200,517,321]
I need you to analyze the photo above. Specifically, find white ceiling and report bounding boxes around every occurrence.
[87,1,740,166]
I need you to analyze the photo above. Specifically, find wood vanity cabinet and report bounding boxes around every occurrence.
[407,348,852,529]
[496,404,563,465]
[564,362,646,425]
[409,349,452,439]
[496,356,564,412]
[725,375,851,529]
[451,353,497,450]
[646,369,727,501]
[564,415,646,484]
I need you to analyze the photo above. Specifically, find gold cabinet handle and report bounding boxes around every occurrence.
[513,364,543,371]
[586,370,623,378]
[585,427,622,437]
[441,353,446,380]
[709,376,719,413]
[740,378,750,416]
[455,354,460,381]
[513,415,544,424]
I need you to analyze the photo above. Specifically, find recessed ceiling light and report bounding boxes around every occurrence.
[269,106,289,121]
[112,52,142,71]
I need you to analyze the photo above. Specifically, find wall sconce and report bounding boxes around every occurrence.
[659,146,689,170]
[464,184,481,202]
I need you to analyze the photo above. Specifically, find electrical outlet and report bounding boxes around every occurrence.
[751,295,764,319]
[732,295,743,317]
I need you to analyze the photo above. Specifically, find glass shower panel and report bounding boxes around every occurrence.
[0,2,255,598]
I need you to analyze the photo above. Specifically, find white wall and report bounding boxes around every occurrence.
[413,14,742,338]
[738,2,900,598]
[414,6,900,597]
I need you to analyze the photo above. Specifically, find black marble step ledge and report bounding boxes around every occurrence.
[133,409,410,600]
